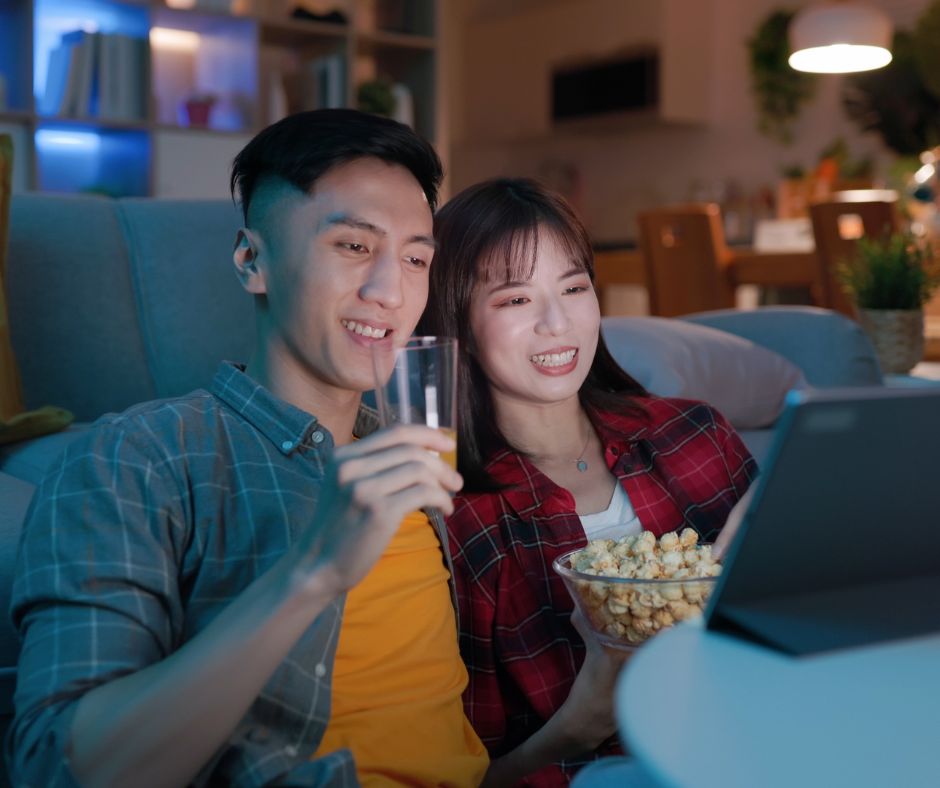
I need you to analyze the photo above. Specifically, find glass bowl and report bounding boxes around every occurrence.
[553,547,720,650]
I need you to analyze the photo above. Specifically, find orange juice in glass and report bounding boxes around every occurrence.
[372,336,458,470]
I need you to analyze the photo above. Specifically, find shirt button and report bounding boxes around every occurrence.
[284,745,299,758]
[314,662,327,678]
[281,440,294,452]
[311,430,325,444]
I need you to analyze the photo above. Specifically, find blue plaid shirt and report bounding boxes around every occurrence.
[7,362,457,787]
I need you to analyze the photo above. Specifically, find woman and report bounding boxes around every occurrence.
[419,178,756,786]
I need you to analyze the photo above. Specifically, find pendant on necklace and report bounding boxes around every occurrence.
[576,460,588,472]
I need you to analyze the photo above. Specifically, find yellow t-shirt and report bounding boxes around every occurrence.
[315,511,489,787]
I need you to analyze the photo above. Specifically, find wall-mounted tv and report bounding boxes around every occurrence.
[551,51,659,123]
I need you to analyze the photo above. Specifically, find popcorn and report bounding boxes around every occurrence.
[566,529,722,647]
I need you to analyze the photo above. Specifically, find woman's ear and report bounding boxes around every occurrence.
[233,228,266,294]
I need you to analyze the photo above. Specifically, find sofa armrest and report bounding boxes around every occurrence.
[681,306,883,387]
[0,471,34,671]
[0,424,91,486]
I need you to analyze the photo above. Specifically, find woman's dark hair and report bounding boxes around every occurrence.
[230,108,443,222]
[419,177,647,491]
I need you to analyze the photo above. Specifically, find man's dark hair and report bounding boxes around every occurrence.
[418,177,648,492]
[230,109,443,223]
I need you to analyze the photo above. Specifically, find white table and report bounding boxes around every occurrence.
[614,623,940,788]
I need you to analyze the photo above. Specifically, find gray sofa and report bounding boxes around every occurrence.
[0,193,884,779]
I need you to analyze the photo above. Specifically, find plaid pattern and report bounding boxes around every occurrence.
[447,397,757,786]
[7,362,454,788]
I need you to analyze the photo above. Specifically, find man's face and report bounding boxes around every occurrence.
[245,157,435,398]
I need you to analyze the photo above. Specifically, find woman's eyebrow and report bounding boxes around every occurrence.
[486,279,529,294]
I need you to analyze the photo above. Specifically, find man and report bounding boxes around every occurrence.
[7,109,489,787]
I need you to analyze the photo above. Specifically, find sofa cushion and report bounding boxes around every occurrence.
[682,306,883,387]
[118,199,254,398]
[602,316,807,429]
[8,194,156,421]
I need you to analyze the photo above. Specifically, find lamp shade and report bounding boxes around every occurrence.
[789,3,893,73]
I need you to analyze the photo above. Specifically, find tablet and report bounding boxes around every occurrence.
[705,386,940,655]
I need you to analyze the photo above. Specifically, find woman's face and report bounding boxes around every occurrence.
[468,226,600,410]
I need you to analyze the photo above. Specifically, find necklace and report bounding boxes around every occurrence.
[573,428,592,472]
[529,426,593,473]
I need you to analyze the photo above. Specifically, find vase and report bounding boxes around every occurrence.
[858,308,925,375]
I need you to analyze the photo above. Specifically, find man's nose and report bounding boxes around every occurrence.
[358,252,403,309]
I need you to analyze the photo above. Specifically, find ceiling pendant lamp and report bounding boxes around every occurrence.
[789,2,893,73]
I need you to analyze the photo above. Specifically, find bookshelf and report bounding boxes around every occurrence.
[0,0,439,198]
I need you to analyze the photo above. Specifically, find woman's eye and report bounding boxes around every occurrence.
[564,285,589,295]
[499,296,529,307]
[405,256,428,268]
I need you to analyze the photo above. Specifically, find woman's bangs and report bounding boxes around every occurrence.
[477,222,590,285]
[477,224,540,285]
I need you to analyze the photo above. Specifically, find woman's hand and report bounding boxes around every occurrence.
[713,484,757,561]
[481,610,629,787]
[552,610,631,754]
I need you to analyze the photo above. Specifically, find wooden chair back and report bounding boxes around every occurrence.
[808,197,899,317]
[637,203,734,317]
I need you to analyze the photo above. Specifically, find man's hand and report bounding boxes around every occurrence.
[713,484,757,561]
[289,424,462,597]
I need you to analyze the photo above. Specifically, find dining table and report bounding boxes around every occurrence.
[592,244,819,314]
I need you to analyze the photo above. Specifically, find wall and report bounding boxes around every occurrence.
[446,0,932,244]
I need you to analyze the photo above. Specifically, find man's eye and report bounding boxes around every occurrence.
[339,242,368,253]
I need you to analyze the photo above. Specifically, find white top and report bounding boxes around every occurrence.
[579,484,641,541]
[616,623,940,788]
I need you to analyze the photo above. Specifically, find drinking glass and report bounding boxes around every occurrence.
[371,336,458,469]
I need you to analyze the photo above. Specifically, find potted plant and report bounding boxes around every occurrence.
[838,232,940,373]
[747,9,817,144]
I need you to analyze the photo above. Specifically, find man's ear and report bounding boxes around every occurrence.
[233,228,267,295]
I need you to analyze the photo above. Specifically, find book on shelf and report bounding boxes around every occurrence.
[43,30,148,122]
[41,40,73,115]
[309,53,345,110]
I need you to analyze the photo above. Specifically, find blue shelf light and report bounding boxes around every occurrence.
[36,124,149,196]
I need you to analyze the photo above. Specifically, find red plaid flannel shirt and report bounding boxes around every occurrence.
[446,396,757,786]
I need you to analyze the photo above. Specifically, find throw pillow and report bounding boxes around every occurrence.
[601,316,807,429]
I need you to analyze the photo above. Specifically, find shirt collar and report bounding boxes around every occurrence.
[211,362,379,455]
[487,400,652,516]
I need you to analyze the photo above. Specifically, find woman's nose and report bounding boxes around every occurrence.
[536,295,572,335]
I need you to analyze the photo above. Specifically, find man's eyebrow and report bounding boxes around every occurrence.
[323,213,384,234]
[322,213,436,248]
[410,234,437,249]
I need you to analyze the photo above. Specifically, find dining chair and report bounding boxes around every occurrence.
[637,203,736,317]
[636,202,823,316]
[808,194,899,317]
